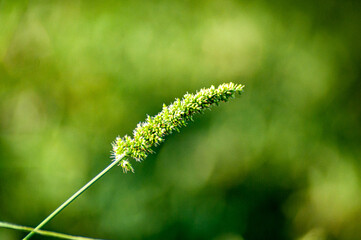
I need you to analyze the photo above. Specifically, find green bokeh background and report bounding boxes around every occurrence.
[1,0,360,239]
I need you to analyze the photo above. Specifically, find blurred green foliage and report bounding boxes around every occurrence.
[0,0,360,239]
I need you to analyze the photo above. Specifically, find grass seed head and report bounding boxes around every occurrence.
[112,82,244,172]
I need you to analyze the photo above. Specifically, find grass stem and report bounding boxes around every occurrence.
[22,154,125,240]
[0,221,102,240]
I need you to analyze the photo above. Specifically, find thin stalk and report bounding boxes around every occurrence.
[0,221,102,240]
[23,154,125,240]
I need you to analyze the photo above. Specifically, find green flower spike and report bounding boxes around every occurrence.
[23,82,244,240]
[112,82,244,173]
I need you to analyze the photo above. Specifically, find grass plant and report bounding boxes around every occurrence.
[19,82,244,239]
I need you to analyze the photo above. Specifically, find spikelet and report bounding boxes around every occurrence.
[112,82,244,172]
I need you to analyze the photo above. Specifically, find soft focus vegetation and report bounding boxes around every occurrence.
[0,0,360,239]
